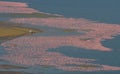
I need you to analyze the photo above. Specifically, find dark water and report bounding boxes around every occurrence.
[102,35,120,50]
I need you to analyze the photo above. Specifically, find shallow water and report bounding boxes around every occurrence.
[31,25,83,36]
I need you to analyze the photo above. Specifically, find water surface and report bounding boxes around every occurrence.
[4,0,120,24]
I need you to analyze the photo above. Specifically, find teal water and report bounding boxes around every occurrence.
[102,35,120,50]
[4,0,120,24]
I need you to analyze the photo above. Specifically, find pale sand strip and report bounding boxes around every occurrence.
[0,7,38,14]
[0,1,27,7]
[0,1,38,13]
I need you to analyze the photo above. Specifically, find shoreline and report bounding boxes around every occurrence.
[0,1,63,18]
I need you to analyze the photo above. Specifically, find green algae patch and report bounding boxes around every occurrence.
[0,71,30,74]
[0,21,42,43]
[0,27,41,38]
[66,64,101,69]
[40,65,54,68]
[79,64,101,68]
[0,13,62,18]
[0,64,27,69]
[80,29,94,32]
[63,29,77,32]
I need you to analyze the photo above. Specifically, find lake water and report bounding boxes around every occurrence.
[0,0,120,74]
[4,0,120,24]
